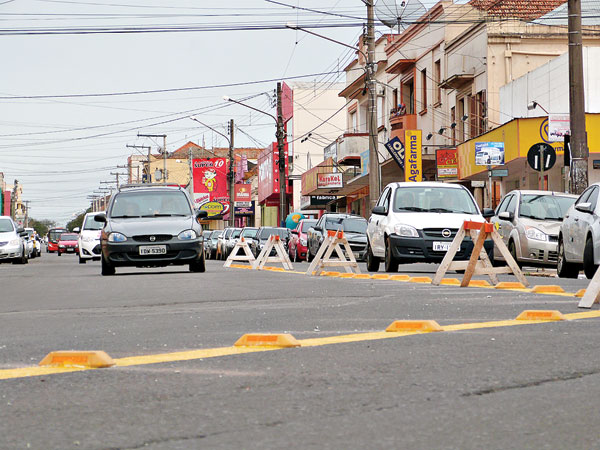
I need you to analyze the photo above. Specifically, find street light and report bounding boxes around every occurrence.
[189,116,235,227]
[224,92,288,227]
[527,101,550,114]
[286,22,380,212]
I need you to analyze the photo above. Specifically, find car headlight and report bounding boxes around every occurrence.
[108,232,127,242]
[59,244,65,248]
[9,239,20,246]
[393,223,419,238]
[177,229,197,241]
[300,238,307,246]
[525,226,548,242]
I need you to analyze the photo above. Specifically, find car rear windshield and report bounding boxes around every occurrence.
[324,217,367,234]
[83,215,105,230]
[241,228,258,238]
[259,228,288,239]
[110,191,192,218]
[393,187,478,214]
[60,233,78,241]
[0,218,14,232]
[210,230,222,240]
[519,194,576,220]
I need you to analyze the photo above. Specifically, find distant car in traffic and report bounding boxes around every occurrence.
[78,212,105,264]
[0,216,28,264]
[96,184,208,275]
[47,227,68,253]
[224,228,242,259]
[24,228,41,258]
[57,232,80,255]
[250,227,291,258]
[491,190,576,268]
[206,230,222,260]
[306,214,367,262]
[216,228,233,260]
[288,219,317,262]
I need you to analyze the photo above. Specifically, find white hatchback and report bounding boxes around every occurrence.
[366,182,494,272]
[78,212,104,264]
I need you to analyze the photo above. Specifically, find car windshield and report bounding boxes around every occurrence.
[519,194,576,220]
[83,215,104,230]
[60,233,78,241]
[300,220,317,232]
[210,230,222,240]
[231,229,241,238]
[323,217,367,234]
[0,219,14,232]
[110,191,192,218]
[393,187,478,214]
[241,228,258,238]
[259,228,288,239]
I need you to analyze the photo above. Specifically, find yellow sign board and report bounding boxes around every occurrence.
[405,130,422,182]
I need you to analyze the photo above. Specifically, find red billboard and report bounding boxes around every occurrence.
[192,158,230,217]
[235,184,252,202]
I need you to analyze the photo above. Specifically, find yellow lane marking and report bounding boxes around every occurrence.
[3,311,600,381]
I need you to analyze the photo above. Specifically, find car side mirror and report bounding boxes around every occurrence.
[73,227,80,233]
[291,230,299,235]
[94,213,107,223]
[575,202,594,214]
[196,210,208,219]
[313,226,322,231]
[16,227,24,233]
[498,210,514,221]
[372,205,386,215]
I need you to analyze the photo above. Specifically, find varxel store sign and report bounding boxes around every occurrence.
[405,130,422,182]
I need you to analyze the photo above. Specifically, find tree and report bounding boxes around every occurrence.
[66,208,91,231]
[28,218,56,236]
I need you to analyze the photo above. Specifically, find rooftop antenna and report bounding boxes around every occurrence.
[375,0,427,32]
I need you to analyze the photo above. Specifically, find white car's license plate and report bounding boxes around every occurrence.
[139,245,167,255]
[433,241,451,252]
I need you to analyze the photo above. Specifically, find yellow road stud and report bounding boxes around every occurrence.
[234,334,301,348]
[515,310,566,321]
[320,271,341,277]
[440,278,461,286]
[371,274,391,280]
[408,276,432,284]
[468,280,491,287]
[338,273,356,278]
[386,320,443,332]
[494,281,526,289]
[390,274,410,281]
[353,274,372,279]
[575,289,586,298]
[531,285,566,294]
[39,351,115,368]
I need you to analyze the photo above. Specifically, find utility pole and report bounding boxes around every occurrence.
[276,82,287,227]
[229,119,236,227]
[138,133,167,184]
[110,172,127,189]
[366,0,380,212]
[24,200,30,227]
[568,0,589,194]
[126,144,151,183]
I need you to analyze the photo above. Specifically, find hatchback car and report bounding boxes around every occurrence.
[288,219,317,262]
[366,182,494,272]
[558,182,600,278]
[224,227,243,259]
[96,185,207,275]
[0,216,28,264]
[57,232,80,255]
[306,214,368,262]
[78,212,105,263]
[206,229,222,259]
[491,190,576,268]
[250,227,291,258]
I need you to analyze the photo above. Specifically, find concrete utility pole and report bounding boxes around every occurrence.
[366,0,380,212]
[568,0,589,194]
[138,133,167,184]
[229,119,236,227]
[276,82,287,226]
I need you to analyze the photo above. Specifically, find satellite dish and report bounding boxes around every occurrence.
[375,0,428,31]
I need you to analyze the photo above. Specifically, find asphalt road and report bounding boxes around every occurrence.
[1,253,600,449]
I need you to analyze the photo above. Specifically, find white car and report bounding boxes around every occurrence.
[366,182,494,272]
[24,227,41,258]
[0,216,28,264]
[78,212,104,264]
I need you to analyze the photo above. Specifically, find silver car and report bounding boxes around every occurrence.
[491,190,576,268]
[558,182,600,279]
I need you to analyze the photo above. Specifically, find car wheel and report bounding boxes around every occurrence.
[101,255,115,276]
[190,251,206,273]
[508,240,521,267]
[79,255,86,264]
[583,237,598,279]
[557,238,579,279]
[384,237,399,273]
[366,242,380,272]
[57,251,61,256]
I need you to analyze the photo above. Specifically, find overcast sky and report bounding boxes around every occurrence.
[0,0,441,225]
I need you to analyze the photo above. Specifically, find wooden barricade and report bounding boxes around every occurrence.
[252,234,293,271]
[432,220,529,287]
[223,237,256,268]
[578,268,600,308]
[306,230,361,276]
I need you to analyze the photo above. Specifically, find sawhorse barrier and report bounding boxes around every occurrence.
[223,237,255,268]
[253,234,293,271]
[306,230,360,276]
[432,220,529,287]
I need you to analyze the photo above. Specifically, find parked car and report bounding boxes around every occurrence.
[24,228,41,258]
[47,227,68,253]
[306,214,367,262]
[250,227,291,258]
[558,182,600,279]
[0,216,28,264]
[366,182,494,272]
[224,227,243,259]
[206,229,222,259]
[78,212,105,264]
[217,228,233,260]
[22,228,37,259]
[202,230,213,259]
[57,232,80,255]
[288,219,317,262]
[491,190,576,268]
[96,185,208,275]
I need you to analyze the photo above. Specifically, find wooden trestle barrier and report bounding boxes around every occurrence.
[252,234,293,271]
[432,220,529,287]
[223,237,256,268]
[306,230,360,276]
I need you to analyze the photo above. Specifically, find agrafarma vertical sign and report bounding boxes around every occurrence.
[404,130,422,182]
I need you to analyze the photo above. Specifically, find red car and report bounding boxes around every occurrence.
[57,232,79,255]
[288,219,317,262]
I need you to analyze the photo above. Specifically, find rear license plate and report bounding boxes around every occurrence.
[139,245,167,255]
[433,241,451,252]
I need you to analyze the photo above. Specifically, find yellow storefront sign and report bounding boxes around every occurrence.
[405,130,422,182]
